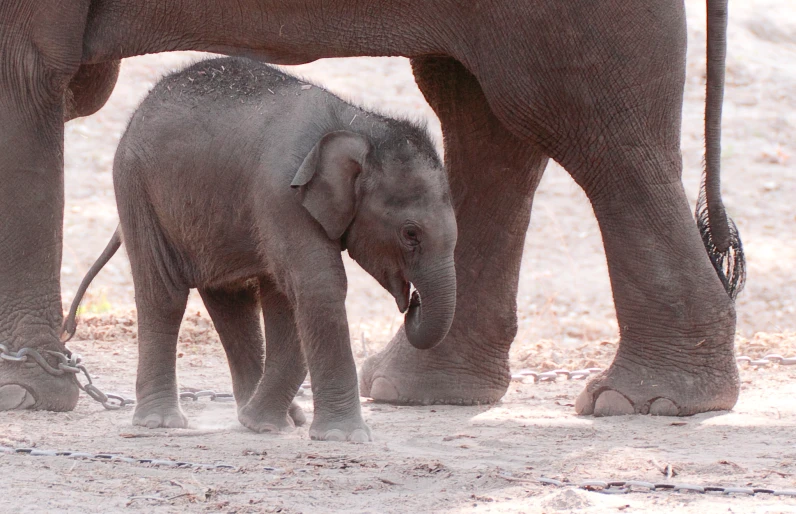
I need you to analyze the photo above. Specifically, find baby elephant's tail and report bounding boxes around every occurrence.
[61,226,122,342]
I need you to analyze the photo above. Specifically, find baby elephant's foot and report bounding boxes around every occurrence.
[238,401,306,434]
[132,401,188,429]
[309,415,372,443]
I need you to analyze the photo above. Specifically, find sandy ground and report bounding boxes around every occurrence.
[2,0,795,511]
[1,325,795,513]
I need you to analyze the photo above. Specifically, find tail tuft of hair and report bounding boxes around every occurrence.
[695,184,746,301]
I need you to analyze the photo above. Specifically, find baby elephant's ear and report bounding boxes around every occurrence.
[291,131,370,240]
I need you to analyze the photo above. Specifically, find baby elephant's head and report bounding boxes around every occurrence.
[291,128,457,350]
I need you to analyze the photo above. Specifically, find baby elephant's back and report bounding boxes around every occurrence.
[111,58,326,284]
[114,57,320,195]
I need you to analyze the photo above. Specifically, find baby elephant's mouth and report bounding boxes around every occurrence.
[397,280,411,313]
[390,276,418,314]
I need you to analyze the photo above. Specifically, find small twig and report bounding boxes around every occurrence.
[169,480,189,491]
[216,484,314,494]
[120,429,227,439]
[166,493,192,501]
[495,474,537,484]
[378,477,402,486]
[762,469,791,478]
[128,496,167,503]
[241,486,314,492]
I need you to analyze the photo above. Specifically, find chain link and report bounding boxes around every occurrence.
[511,353,796,383]
[0,445,236,470]
[2,342,796,500]
[737,354,796,366]
[497,474,796,497]
[2,343,794,407]
[0,344,233,410]
[3,443,796,500]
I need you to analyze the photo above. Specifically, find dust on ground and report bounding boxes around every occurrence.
[3,0,796,511]
[2,324,795,513]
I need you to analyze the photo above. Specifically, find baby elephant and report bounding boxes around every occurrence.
[66,57,457,442]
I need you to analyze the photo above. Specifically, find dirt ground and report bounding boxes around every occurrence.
[2,1,796,512]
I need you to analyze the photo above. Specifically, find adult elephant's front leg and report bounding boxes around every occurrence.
[0,0,93,411]
[360,57,548,405]
[0,113,76,411]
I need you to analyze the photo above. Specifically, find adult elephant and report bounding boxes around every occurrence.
[0,0,742,416]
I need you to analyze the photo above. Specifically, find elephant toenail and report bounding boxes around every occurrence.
[593,390,635,416]
[574,389,595,415]
[369,377,399,402]
[348,429,371,443]
[649,398,679,416]
[321,429,346,442]
[289,403,307,427]
[0,385,35,410]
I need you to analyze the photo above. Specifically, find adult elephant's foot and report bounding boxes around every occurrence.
[238,401,306,433]
[132,400,188,428]
[360,328,510,405]
[0,363,79,411]
[308,414,372,443]
[575,341,740,417]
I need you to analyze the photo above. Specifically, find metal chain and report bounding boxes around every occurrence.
[1,343,795,499]
[3,443,796,499]
[511,353,796,383]
[0,343,233,410]
[2,343,794,407]
[736,354,796,366]
[0,445,236,470]
[497,474,796,497]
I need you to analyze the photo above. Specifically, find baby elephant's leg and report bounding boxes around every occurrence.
[236,279,307,432]
[199,286,266,405]
[293,275,371,443]
[129,266,190,429]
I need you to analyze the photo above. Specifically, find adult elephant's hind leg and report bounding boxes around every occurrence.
[574,167,739,416]
[524,4,742,417]
[360,56,548,405]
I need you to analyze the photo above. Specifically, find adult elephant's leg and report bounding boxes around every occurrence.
[360,56,548,405]
[574,183,738,416]
[471,2,739,416]
[0,0,92,411]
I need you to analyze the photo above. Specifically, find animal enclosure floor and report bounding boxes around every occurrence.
[1,321,795,513]
[6,0,796,511]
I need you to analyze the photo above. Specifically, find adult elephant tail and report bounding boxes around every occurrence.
[696,0,745,301]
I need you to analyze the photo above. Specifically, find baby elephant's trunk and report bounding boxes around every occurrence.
[403,259,456,350]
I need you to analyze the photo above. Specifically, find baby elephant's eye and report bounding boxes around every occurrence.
[401,225,421,247]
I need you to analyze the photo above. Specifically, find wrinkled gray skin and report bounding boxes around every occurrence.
[67,58,457,442]
[2,0,740,418]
